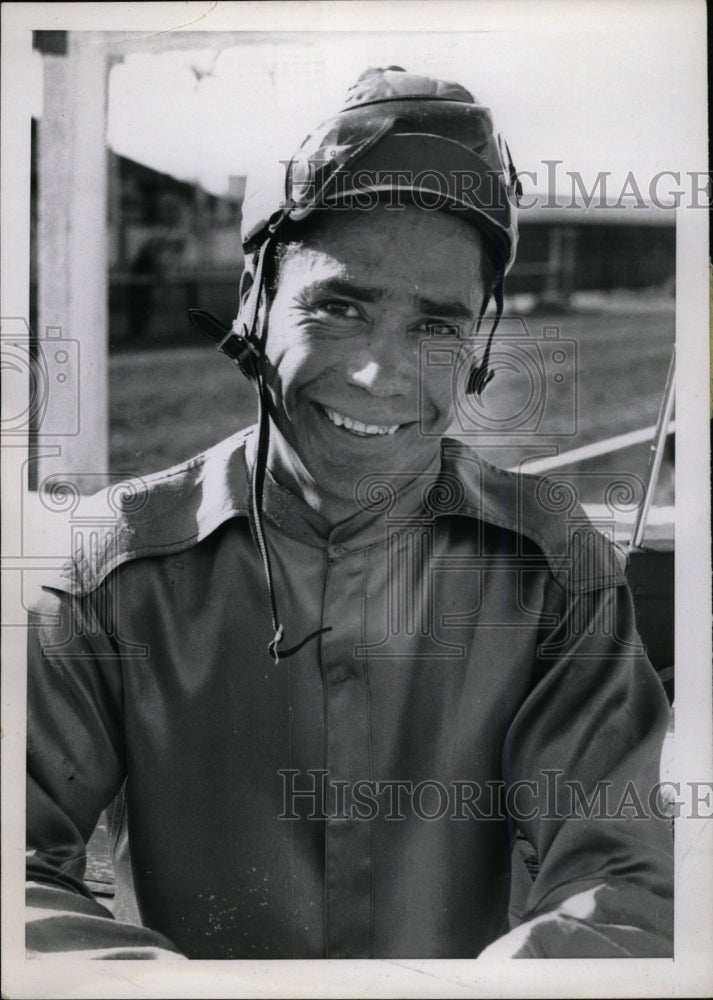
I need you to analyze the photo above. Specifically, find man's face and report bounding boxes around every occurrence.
[260,203,486,521]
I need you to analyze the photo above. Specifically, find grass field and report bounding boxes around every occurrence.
[109,302,675,500]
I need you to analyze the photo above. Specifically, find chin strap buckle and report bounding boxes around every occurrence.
[188,309,261,377]
[218,325,261,367]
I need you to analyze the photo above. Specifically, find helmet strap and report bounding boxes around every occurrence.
[190,237,332,662]
[246,237,333,663]
[186,238,272,382]
[466,273,504,396]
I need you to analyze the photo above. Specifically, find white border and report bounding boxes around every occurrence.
[2,2,710,997]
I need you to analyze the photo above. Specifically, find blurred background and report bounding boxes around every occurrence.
[26,25,681,519]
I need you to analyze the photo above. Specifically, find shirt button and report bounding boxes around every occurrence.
[327,667,352,683]
[328,544,348,560]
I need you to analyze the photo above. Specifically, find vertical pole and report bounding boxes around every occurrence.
[37,31,109,494]
[629,348,676,550]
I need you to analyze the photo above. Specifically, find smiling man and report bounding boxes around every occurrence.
[260,206,486,523]
[26,67,673,959]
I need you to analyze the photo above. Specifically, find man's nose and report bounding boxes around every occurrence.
[346,324,415,396]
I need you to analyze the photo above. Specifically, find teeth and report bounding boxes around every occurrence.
[323,406,399,436]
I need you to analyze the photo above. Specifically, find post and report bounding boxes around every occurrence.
[36,31,109,495]
[629,347,676,550]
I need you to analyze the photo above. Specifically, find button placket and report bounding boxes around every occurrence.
[320,545,373,957]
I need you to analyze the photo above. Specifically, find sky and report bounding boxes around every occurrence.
[95,19,705,202]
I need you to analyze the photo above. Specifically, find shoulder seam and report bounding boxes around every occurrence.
[47,430,254,596]
[442,439,626,592]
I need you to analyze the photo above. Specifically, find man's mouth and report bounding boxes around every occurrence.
[321,405,400,437]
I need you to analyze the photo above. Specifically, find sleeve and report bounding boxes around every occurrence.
[26,586,185,959]
[487,543,673,958]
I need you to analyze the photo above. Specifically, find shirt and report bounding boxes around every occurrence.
[26,429,673,958]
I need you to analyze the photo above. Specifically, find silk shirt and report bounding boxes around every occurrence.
[26,430,673,958]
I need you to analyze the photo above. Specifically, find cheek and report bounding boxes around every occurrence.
[421,363,458,422]
[265,309,348,406]
[424,342,478,419]
[265,333,330,411]
[264,309,308,389]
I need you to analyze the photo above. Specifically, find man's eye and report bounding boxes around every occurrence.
[427,322,462,337]
[317,301,362,319]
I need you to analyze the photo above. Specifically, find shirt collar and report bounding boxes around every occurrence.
[244,426,443,550]
[46,427,624,596]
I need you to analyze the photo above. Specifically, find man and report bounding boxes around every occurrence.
[26,67,672,959]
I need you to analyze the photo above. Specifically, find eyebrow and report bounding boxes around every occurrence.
[304,278,475,320]
[416,295,475,322]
